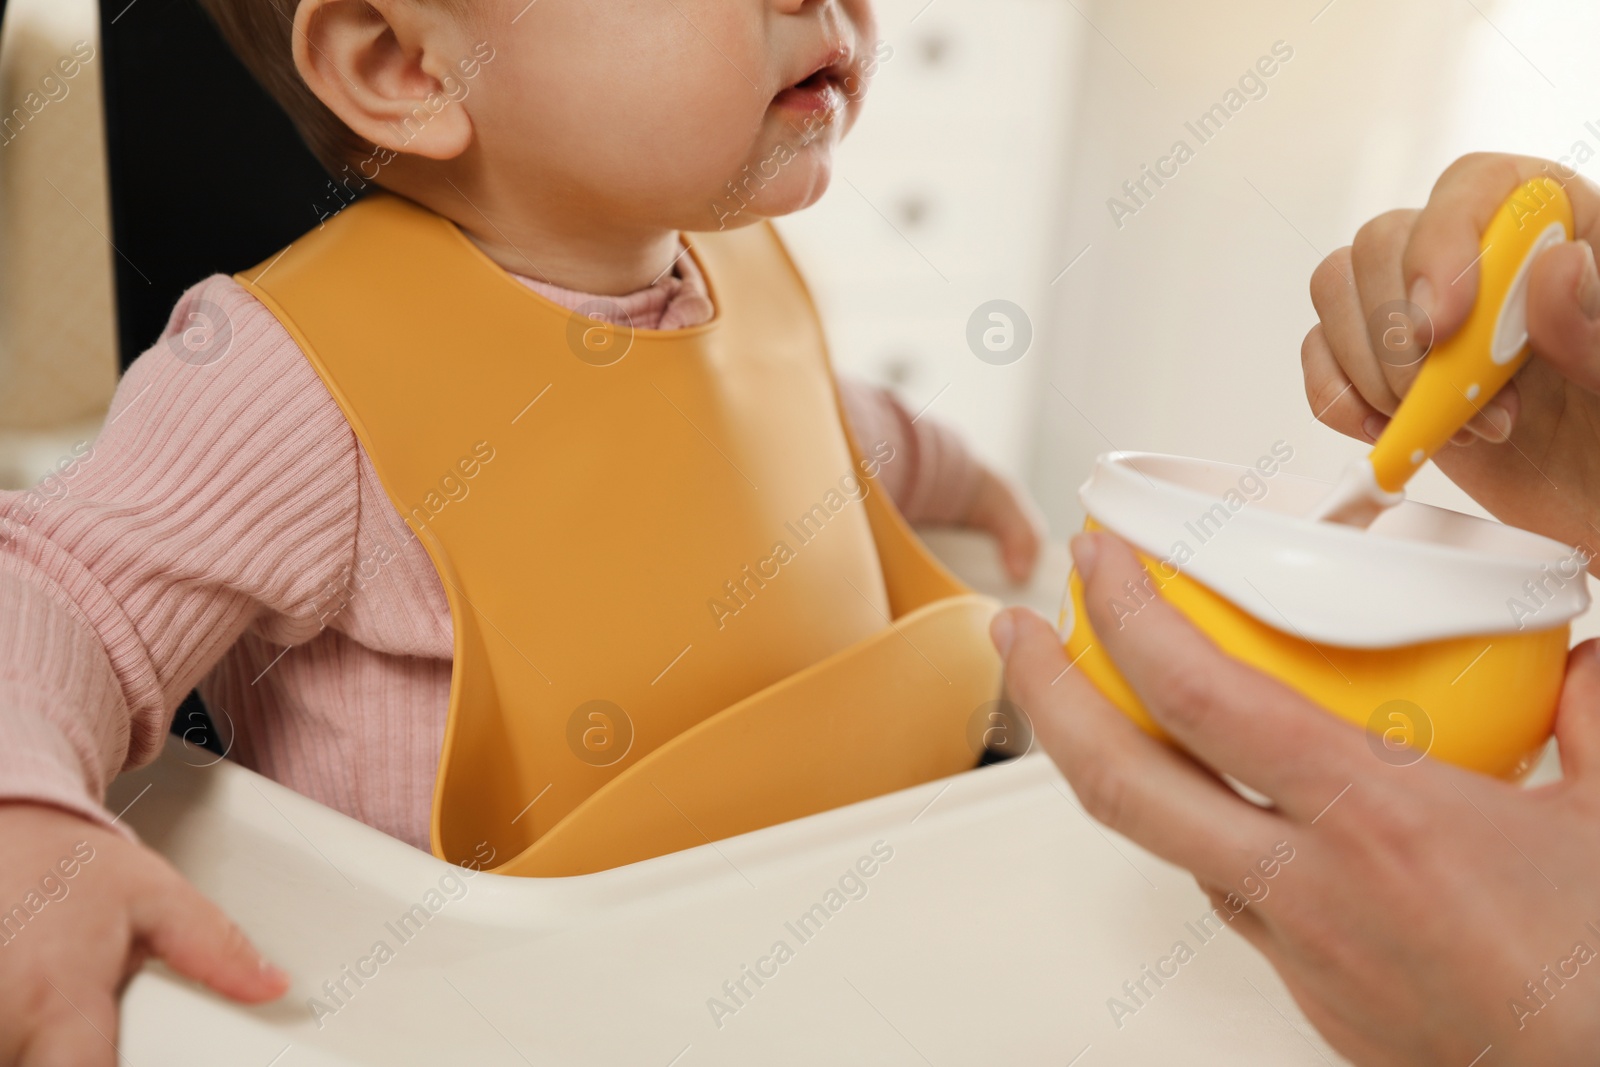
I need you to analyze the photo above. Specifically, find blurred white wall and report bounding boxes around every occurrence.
[1030,0,1599,533]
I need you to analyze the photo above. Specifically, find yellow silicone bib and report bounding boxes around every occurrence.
[237,194,1001,875]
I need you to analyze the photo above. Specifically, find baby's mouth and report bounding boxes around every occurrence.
[771,56,853,121]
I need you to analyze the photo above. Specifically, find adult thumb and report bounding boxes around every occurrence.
[130,866,289,1003]
[990,607,1070,705]
[1526,239,1600,395]
[1555,638,1600,780]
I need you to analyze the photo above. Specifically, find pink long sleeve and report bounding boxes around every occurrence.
[0,277,371,837]
[0,269,989,851]
[837,383,984,527]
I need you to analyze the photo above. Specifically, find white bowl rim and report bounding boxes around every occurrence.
[1076,451,1591,649]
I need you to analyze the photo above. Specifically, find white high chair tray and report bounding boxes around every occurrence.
[112,738,1344,1065]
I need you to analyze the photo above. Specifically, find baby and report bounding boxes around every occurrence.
[0,0,1048,1059]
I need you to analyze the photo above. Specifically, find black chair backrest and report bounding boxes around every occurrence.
[99,0,332,370]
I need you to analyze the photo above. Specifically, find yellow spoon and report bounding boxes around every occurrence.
[1312,177,1574,526]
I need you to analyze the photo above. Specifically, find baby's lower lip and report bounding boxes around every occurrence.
[770,78,845,119]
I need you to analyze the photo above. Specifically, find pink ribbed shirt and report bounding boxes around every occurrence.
[0,258,982,852]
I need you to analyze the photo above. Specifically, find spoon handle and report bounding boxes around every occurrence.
[1369,177,1572,493]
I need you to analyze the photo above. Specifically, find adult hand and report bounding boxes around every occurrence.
[1304,152,1600,561]
[992,530,1600,1066]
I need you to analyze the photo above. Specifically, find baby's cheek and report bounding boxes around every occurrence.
[490,0,759,147]
[476,0,824,214]
[641,73,786,193]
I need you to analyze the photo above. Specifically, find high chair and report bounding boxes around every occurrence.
[2,1,1342,1060]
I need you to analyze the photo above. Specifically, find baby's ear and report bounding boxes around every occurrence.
[292,0,475,160]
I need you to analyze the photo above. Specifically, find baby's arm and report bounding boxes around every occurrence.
[0,276,365,1060]
[839,379,1045,582]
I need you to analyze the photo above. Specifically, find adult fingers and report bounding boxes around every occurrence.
[1555,639,1600,781]
[992,607,1284,886]
[128,863,288,1004]
[1346,207,1510,440]
[1526,238,1600,396]
[1351,209,1430,400]
[1071,531,1371,818]
[1348,211,1505,444]
[1302,322,1384,442]
[1404,155,1600,346]
[1197,879,1273,954]
[1309,246,1402,416]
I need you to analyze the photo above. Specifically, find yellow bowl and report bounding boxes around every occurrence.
[1062,452,1589,779]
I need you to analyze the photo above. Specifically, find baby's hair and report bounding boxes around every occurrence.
[195,0,470,176]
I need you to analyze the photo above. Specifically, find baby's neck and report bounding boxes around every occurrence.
[389,161,687,297]
[460,215,686,296]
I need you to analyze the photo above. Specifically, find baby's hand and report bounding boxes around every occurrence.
[963,466,1047,584]
[0,802,288,1066]
[1304,152,1600,556]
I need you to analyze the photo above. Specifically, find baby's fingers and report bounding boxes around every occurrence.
[17,985,118,1067]
[129,863,288,1004]
[966,470,1046,584]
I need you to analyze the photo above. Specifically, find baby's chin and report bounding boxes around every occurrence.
[691,140,839,233]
